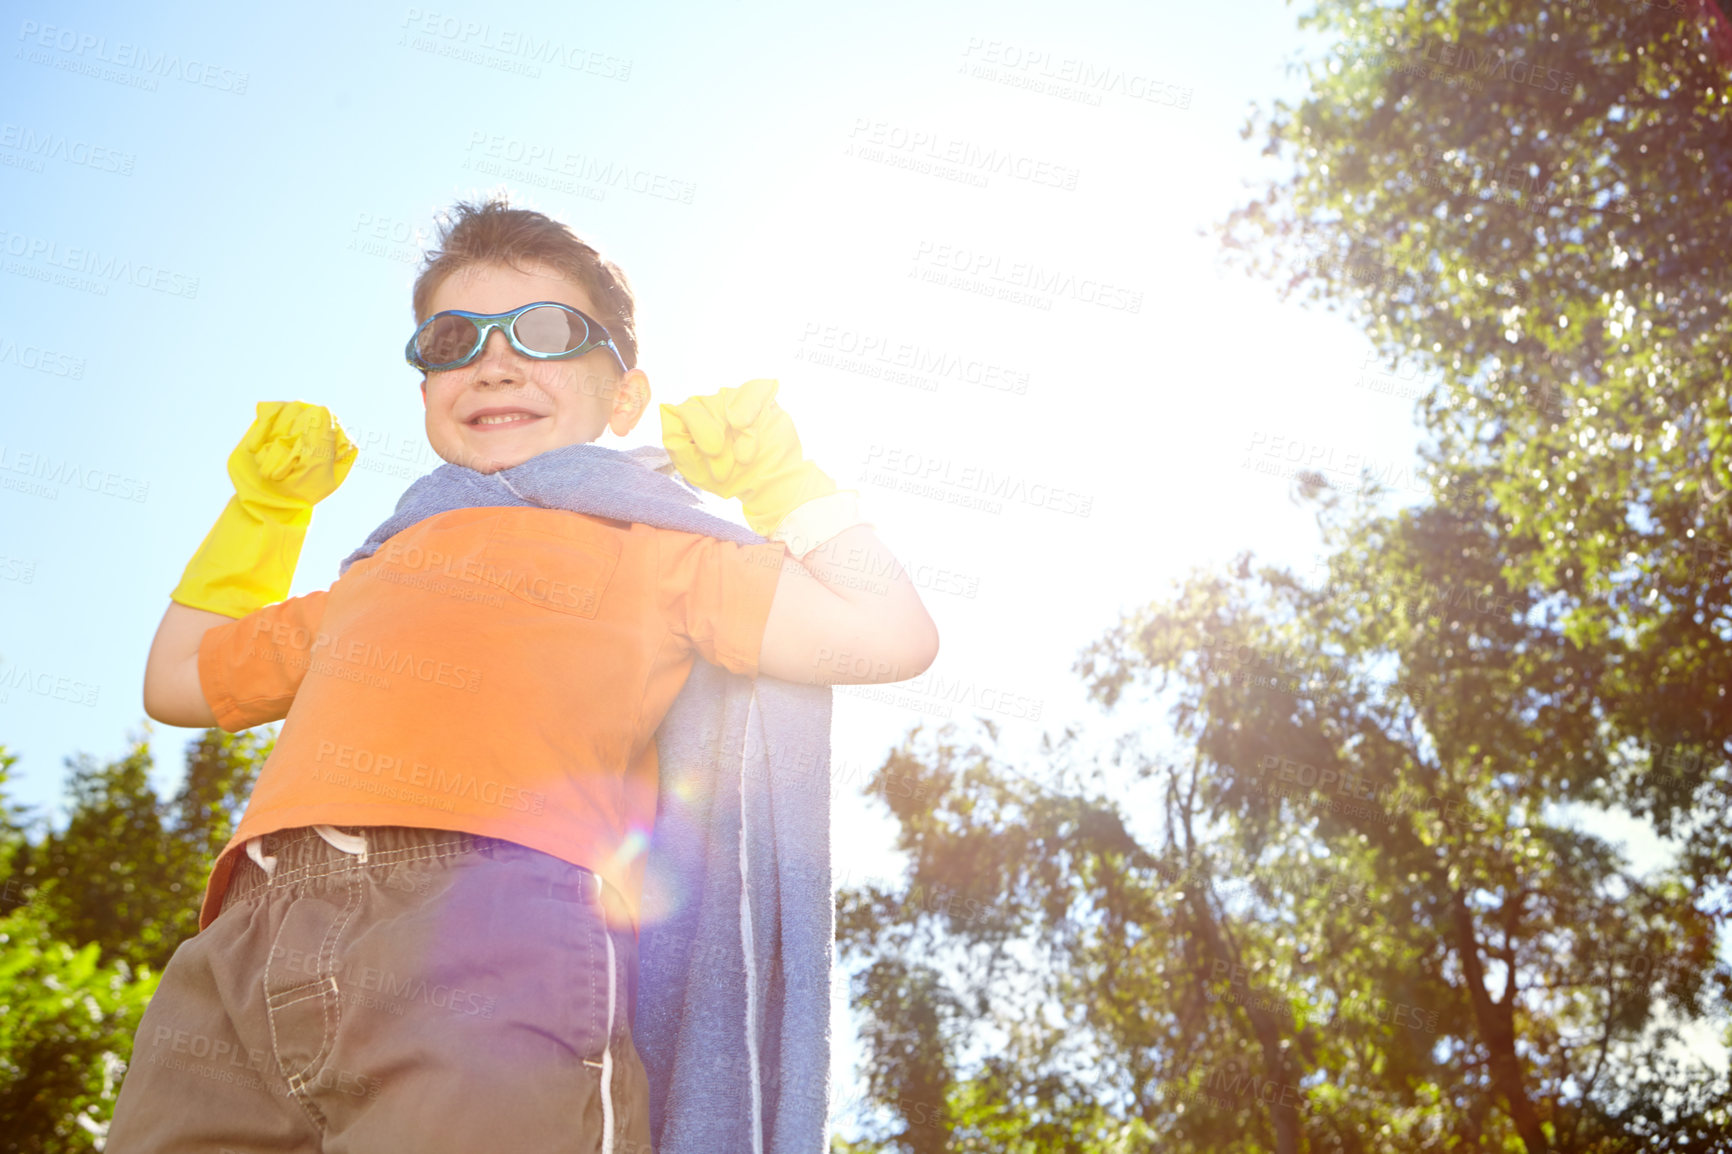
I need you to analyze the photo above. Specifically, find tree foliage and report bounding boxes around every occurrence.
[833,2,1732,1150]
[0,903,155,1154]
[0,729,271,1150]
[1220,0,1732,879]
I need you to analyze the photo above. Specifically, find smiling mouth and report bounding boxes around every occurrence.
[469,413,544,428]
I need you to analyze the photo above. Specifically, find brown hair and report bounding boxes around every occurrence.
[410,194,639,370]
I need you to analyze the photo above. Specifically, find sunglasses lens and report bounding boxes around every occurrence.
[515,305,589,355]
[416,315,481,366]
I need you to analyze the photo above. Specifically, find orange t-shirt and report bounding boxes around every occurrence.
[195,505,788,935]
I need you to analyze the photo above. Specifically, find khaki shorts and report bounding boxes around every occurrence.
[105,825,653,1154]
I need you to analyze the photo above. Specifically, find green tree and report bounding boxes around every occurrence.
[0,903,157,1154]
[816,3,1712,1148]
[0,729,271,1149]
[835,477,1732,1151]
[8,726,270,972]
[1218,0,1732,894]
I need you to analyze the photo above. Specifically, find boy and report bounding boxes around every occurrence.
[112,196,938,1153]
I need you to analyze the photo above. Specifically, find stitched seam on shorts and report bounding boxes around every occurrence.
[263,872,362,1133]
[267,982,334,1012]
[266,952,322,1128]
[592,901,600,1066]
[308,866,364,1118]
[280,876,360,1133]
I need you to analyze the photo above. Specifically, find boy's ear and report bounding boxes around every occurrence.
[608,368,651,438]
[419,378,427,408]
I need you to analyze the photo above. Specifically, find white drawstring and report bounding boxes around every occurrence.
[740,688,765,1154]
[601,902,617,1154]
[585,871,617,1154]
[245,836,277,877]
[246,826,368,879]
[313,825,369,861]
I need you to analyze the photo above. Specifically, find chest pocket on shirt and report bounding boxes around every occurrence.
[474,512,621,619]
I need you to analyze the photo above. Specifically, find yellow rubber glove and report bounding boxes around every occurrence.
[170,401,357,618]
[659,379,841,538]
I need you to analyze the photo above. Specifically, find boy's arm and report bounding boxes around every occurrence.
[660,380,941,687]
[143,401,355,727]
[757,524,938,686]
[142,602,229,727]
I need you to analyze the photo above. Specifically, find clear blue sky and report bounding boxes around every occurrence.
[0,0,1383,833]
[5,0,1708,1136]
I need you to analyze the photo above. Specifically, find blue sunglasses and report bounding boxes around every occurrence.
[406,301,628,374]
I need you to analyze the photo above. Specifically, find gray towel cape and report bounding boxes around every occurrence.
[338,441,834,1154]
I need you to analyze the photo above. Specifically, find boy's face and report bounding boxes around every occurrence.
[418,258,649,475]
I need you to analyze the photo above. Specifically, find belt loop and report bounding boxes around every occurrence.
[245,835,277,878]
